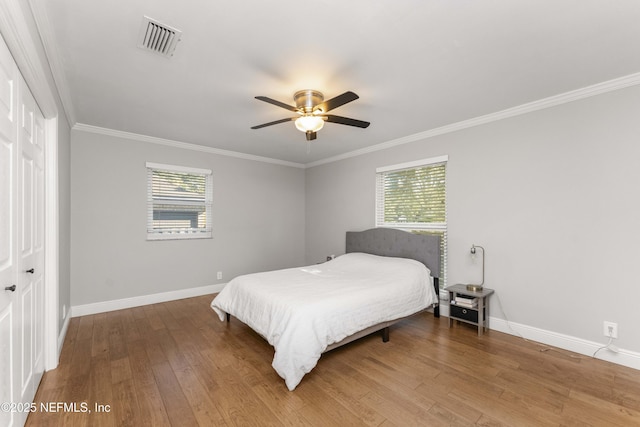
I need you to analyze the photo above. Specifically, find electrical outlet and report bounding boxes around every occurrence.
[217,271,222,280]
[603,321,618,339]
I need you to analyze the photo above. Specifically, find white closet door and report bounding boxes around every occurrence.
[0,33,46,427]
[18,69,46,409]
[0,32,20,427]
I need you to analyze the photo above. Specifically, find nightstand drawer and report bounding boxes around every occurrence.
[450,304,479,323]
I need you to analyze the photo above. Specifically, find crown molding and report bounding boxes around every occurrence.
[305,72,640,168]
[28,0,76,126]
[73,123,306,169]
[74,70,640,171]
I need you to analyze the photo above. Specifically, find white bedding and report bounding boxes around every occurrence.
[210,252,438,390]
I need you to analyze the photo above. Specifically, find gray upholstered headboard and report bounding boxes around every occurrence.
[346,228,441,278]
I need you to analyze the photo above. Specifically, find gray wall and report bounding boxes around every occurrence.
[70,130,306,306]
[305,84,640,353]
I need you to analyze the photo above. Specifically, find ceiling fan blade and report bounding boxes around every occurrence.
[255,96,299,112]
[251,117,296,129]
[315,91,359,113]
[324,114,370,128]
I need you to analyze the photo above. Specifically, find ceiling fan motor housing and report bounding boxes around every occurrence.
[294,90,324,113]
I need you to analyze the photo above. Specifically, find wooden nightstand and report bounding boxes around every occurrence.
[446,284,494,336]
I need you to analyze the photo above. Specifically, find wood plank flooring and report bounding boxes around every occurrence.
[27,295,640,426]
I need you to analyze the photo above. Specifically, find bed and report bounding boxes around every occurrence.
[210,227,441,390]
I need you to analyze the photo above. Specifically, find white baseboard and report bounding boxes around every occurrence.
[71,283,226,317]
[489,317,640,371]
[440,302,639,371]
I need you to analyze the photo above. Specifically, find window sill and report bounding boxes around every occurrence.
[147,232,212,241]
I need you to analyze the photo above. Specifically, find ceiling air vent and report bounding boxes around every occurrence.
[137,16,182,58]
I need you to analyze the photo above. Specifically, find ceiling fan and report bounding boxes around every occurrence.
[251,90,370,141]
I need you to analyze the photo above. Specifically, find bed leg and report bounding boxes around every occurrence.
[382,327,389,343]
[434,277,441,318]
[226,313,230,322]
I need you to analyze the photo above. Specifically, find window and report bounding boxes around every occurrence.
[376,155,448,286]
[146,162,213,240]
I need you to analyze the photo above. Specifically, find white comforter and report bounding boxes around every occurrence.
[210,252,437,390]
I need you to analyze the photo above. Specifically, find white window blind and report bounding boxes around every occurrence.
[376,156,448,285]
[146,162,213,240]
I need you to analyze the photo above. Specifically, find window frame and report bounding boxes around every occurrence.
[146,162,213,241]
[375,155,448,286]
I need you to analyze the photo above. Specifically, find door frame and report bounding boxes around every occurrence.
[0,0,62,371]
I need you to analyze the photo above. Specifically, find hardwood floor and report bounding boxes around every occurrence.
[27,295,640,426]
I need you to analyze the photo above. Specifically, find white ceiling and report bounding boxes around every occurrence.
[32,0,640,165]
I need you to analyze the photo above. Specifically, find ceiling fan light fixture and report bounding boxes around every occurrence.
[295,115,325,133]
[252,90,369,140]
